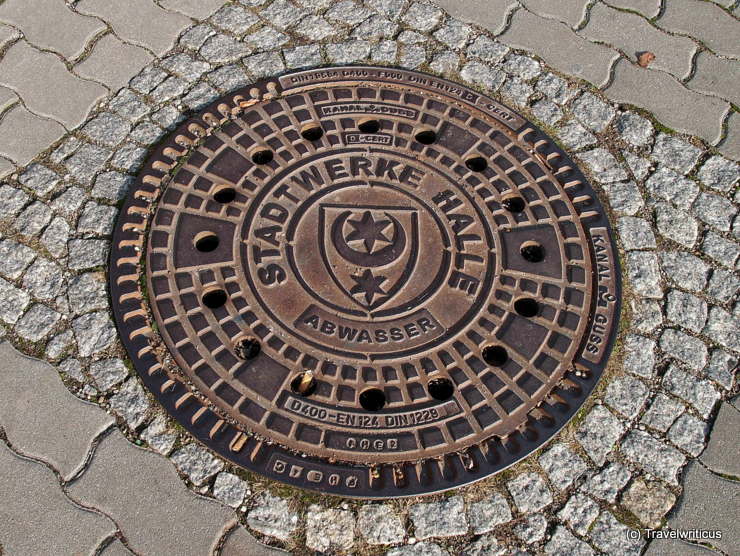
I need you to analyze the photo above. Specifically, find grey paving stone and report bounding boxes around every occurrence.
[572,92,616,132]
[630,298,663,333]
[468,492,513,534]
[688,51,740,106]
[603,181,643,216]
[247,491,298,541]
[89,358,128,392]
[0,105,66,166]
[220,523,287,556]
[660,329,708,371]
[371,40,398,63]
[45,329,74,360]
[14,303,61,341]
[499,9,619,87]
[388,542,449,556]
[78,201,118,236]
[51,137,81,163]
[399,44,427,69]
[665,289,708,333]
[666,461,740,555]
[40,217,70,258]
[0,184,28,220]
[306,505,356,552]
[159,0,224,19]
[409,495,468,538]
[200,34,252,63]
[326,1,372,26]
[500,76,533,107]
[623,151,651,180]
[519,0,590,27]
[617,216,656,250]
[557,492,599,535]
[431,0,517,35]
[0,41,105,129]
[130,66,168,95]
[68,429,233,555]
[702,231,740,268]
[180,24,216,50]
[623,334,655,378]
[207,65,250,93]
[357,504,405,545]
[662,363,719,418]
[243,51,285,78]
[605,0,661,18]
[645,167,699,206]
[693,192,736,232]
[110,143,147,173]
[68,239,109,270]
[704,306,740,352]
[459,62,506,91]
[544,526,594,556]
[581,462,631,503]
[668,413,708,456]
[642,393,684,432]
[213,472,248,508]
[245,27,290,50]
[513,514,547,544]
[652,133,703,175]
[140,414,177,456]
[0,441,114,554]
[92,171,133,202]
[50,186,85,217]
[581,3,696,79]
[99,538,135,555]
[109,378,151,429]
[59,357,86,382]
[621,429,686,484]
[353,15,399,40]
[698,155,739,193]
[15,201,52,238]
[657,0,740,59]
[151,105,182,130]
[506,472,553,513]
[0,341,115,480]
[182,82,219,109]
[556,121,596,150]
[604,58,729,145]
[107,90,149,123]
[260,0,307,30]
[502,53,541,80]
[575,405,625,465]
[604,374,650,418]
[0,0,105,60]
[75,34,152,90]
[170,442,224,485]
[19,163,60,197]
[0,21,20,50]
[644,537,718,555]
[467,35,509,64]
[211,3,259,35]
[700,402,740,477]
[150,76,188,102]
[538,443,587,489]
[72,310,116,357]
[65,143,112,183]
[0,239,36,280]
[401,2,444,32]
[705,349,737,390]
[429,51,459,73]
[659,251,709,293]
[622,479,676,528]
[626,251,663,298]
[578,148,628,183]
[615,112,654,148]
[76,0,190,55]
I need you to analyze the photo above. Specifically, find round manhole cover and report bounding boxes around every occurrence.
[110,66,621,498]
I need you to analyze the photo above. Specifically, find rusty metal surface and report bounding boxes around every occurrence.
[109,66,621,498]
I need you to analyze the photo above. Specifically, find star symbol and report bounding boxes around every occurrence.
[349,269,387,305]
[345,211,392,253]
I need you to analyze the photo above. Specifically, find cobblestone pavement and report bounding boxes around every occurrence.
[0,0,737,554]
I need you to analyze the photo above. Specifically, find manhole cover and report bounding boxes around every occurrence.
[110,66,621,498]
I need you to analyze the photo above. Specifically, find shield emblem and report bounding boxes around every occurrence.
[319,204,419,311]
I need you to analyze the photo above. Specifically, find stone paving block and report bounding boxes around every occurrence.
[76,0,191,55]
[100,539,135,555]
[644,537,717,555]
[0,155,13,178]
[0,85,18,113]
[519,0,590,27]
[0,442,115,554]
[499,9,619,87]
[604,58,729,145]
[719,109,740,162]
[0,21,20,50]
[0,104,65,166]
[700,402,740,477]
[75,34,153,91]
[0,41,106,129]
[306,505,356,552]
[159,0,225,19]
[0,342,115,480]
[221,522,288,555]
[68,428,234,555]
[688,51,740,107]
[666,461,739,555]
[0,0,105,60]
[580,3,696,80]
[657,0,740,59]
[604,0,661,18]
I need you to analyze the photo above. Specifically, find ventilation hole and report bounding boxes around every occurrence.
[202,289,228,309]
[358,119,380,133]
[251,149,273,165]
[482,345,509,366]
[465,156,488,172]
[520,241,545,263]
[291,371,317,396]
[428,377,455,401]
[235,337,260,360]
[359,388,386,411]
[301,124,324,141]
[514,298,539,318]
[414,129,437,144]
[194,232,219,253]
[213,187,236,203]
[502,196,526,213]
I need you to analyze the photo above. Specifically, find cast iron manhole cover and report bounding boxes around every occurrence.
[110,66,621,498]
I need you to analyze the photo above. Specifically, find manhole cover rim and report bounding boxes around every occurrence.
[109,65,622,498]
